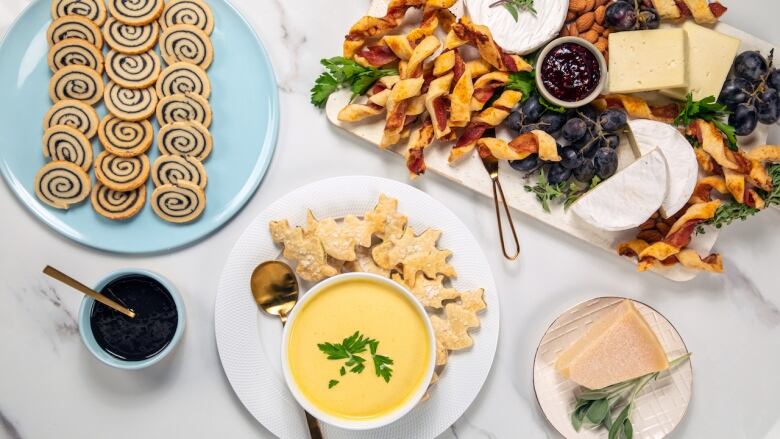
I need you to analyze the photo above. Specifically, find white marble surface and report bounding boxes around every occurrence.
[1,1,780,438]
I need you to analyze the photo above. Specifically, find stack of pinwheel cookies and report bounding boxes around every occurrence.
[35,0,214,224]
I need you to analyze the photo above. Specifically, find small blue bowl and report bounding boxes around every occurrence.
[78,269,186,370]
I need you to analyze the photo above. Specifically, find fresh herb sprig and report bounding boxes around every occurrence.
[674,93,738,150]
[525,172,602,212]
[489,0,536,21]
[317,331,395,388]
[506,71,566,112]
[571,354,692,438]
[310,57,397,108]
[703,163,780,230]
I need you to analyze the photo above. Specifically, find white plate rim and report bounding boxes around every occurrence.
[214,175,500,439]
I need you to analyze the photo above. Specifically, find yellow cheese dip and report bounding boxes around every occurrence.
[286,278,432,421]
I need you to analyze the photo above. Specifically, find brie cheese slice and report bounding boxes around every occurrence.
[629,120,698,217]
[572,149,668,231]
[465,0,568,55]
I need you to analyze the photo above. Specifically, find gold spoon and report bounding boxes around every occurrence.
[250,261,323,439]
[43,266,136,318]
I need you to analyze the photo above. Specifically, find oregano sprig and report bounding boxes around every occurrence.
[489,0,536,21]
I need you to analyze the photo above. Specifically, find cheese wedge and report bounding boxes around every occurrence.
[630,120,698,217]
[571,149,668,231]
[556,300,670,390]
[662,22,741,101]
[608,29,688,94]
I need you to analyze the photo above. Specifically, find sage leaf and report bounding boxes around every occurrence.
[586,398,609,424]
[623,418,633,439]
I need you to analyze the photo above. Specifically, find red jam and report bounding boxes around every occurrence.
[540,42,601,102]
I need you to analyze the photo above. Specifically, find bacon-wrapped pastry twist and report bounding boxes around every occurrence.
[650,0,727,24]
[592,94,679,124]
[449,90,523,162]
[447,17,531,73]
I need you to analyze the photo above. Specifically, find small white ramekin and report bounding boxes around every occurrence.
[281,272,436,430]
[535,37,608,109]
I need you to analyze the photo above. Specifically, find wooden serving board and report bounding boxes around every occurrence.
[326,0,777,282]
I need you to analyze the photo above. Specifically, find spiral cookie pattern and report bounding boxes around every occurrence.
[47,15,103,47]
[105,50,161,89]
[34,161,91,209]
[152,155,207,188]
[51,0,107,26]
[107,0,164,26]
[104,81,158,121]
[50,65,104,105]
[159,24,213,69]
[156,93,211,127]
[155,62,210,98]
[98,115,153,157]
[103,18,159,54]
[48,39,104,73]
[159,0,214,35]
[151,180,206,223]
[91,182,146,220]
[157,121,212,160]
[94,151,150,191]
[44,99,100,139]
[42,125,94,170]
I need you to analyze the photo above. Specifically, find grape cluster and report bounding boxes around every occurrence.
[605,0,660,32]
[505,93,627,185]
[718,51,780,136]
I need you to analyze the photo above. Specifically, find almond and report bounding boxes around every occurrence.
[583,29,599,43]
[595,5,606,24]
[568,22,580,37]
[595,0,608,7]
[592,23,605,34]
[560,25,570,37]
[569,0,588,13]
[584,0,596,12]
[566,11,577,22]
[576,12,595,32]
[595,37,608,52]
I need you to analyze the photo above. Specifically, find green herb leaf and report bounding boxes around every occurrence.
[586,398,609,424]
[674,93,738,150]
[319,331,395,387]
[311,57,397,108]
[328,380,339,389]
[524,170,566,213]
[506,71,536,100]
[540,96,566,113]
[608,404,632,439]
[622,418,633,439]
[489,0,536,21]
[339,366,346,376]
[373,353,394,383]
[571,404,588,432]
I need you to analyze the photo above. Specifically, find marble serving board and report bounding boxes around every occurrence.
[326,0,776,282]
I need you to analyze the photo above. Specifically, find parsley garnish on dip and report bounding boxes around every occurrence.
[286,277,431,421]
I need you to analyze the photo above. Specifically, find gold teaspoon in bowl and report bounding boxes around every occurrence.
[250,261,323,439]
[43,266,136,318]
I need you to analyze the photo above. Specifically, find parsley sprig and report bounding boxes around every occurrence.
[317,331,394,388]
[489,0,536,21]
[674,93,738,150]
[310,57,397,108]
[571,354,692,439]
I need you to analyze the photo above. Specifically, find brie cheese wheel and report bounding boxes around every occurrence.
[571,149,668,231]
[630,120,698,217]
[465,0,568,55]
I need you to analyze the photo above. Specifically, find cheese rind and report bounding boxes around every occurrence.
[662,22,741,101]
[571,149,668,231]
[556,300,670,390]
[608,29,688,94]
[630,120,698,217]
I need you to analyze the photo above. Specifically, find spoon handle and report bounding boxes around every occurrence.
[43,266,136,318]
[305,411,324,439]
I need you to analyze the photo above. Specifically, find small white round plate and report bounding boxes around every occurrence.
[533,297,692,439]
[214,176,500,439]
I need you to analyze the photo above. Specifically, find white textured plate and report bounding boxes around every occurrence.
[328,0,777,281]
[214,176,500,439]
[533,297,692,439]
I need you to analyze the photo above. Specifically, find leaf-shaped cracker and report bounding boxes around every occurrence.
[372,227,442,270]
[431,289,486,352]
[364,194,408,240]
[344,247,392,278]
[305,211,373,261]
[401,249,456,285]
[392,273,459,308]
[435,338,449,366]
[269,220,339,282]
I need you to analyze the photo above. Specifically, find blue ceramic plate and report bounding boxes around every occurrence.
[0,0,279,254]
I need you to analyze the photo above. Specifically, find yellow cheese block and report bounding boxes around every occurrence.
[662,22,741,101]
[608,29,688,94]
[555,300,669,390]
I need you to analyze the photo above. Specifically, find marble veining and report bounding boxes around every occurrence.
[724,259,780,327]
[0,408,22,439]
[267,0,308,94]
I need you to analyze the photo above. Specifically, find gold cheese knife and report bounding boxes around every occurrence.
[478,144,520,260]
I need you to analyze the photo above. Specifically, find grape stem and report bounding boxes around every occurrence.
[746,49,775,106]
